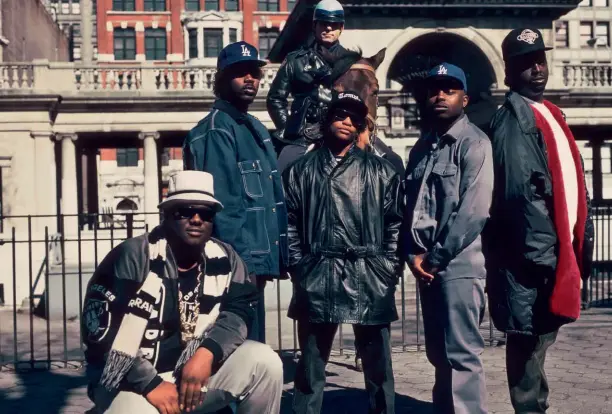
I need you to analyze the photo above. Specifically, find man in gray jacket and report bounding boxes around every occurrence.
[83,171,283,414]
[403,63,493,414]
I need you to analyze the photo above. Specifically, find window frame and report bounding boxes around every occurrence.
[258,29,279,59]
[205,0,220,11]
[203,28,223,58]
[257,0,279,12]
[144,0,166,11]
[554,21,569,49]
[225,0,239,11]
[112,0,135,11]
[116,148,139,167]
[113,28,137,61]
[188,28,199,59]
[144,28,167,61]
[185,0,200,11]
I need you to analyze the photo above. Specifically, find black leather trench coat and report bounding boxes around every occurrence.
[282,145,404,325]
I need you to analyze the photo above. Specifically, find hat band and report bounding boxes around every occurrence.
[166,189,216,199]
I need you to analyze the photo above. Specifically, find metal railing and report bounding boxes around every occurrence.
[2,208,611,371]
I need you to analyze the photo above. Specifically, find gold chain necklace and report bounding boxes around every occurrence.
[178,259,204,345]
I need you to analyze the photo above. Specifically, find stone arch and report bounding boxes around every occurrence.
[377,26,505,92]
[116,197,138,211]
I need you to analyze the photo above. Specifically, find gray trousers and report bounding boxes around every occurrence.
[93,341,283,414]
[420,277,488,414]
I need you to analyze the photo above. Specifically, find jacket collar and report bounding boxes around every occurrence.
[213,99,247,122]
[505,91,538,134]
[422,114,468,143]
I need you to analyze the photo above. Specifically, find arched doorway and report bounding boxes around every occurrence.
[116,197,138,211]
[387,32,499,130]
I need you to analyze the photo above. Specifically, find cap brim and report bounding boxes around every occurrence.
[504,46,553,60]
[219,59,267,71]
[330,100,369,119]
[158,194,223,212]
[426,75,466,90]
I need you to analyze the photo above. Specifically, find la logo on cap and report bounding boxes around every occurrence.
[517,29,539,45]
[437,65,448,75]
[241,45,251,57]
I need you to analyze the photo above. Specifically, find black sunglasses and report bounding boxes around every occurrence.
[171,207,215,221]
[331,109,366,130]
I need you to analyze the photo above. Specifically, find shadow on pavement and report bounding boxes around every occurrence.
[0,367,90,414]
[280,387,434,414]
[279,353,434,414]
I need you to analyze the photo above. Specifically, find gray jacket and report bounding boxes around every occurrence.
[403,114,493,280]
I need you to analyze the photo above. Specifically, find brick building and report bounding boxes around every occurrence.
[95,0,294,63]
[0,0,70,62]
[94,0,293,177]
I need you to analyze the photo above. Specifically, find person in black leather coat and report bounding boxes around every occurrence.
[266,0,348,153]
[282,90,403,414]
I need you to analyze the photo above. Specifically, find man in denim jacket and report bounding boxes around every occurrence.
[403,63,493,414]
[183,42,288,343]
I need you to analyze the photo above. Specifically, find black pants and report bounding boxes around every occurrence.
[292,321,395,414]
[506,330,559,413]
[247,279,266,343]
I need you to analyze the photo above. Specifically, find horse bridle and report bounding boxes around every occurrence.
[347,63,379,146]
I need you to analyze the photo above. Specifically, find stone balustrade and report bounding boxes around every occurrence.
[0,60,280,93]
[560,63,612,89]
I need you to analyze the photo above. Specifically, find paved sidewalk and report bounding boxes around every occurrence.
[1,307,612,414]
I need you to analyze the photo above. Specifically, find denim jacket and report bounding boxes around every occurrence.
[183,100,288,278]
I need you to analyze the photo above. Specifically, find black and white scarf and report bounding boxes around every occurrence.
[100,238,232,390]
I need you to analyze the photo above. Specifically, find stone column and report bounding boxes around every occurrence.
[31,132,58,232]
[80,0,94,64]
[139,132,160,229]
[197,26,204,59]
[56,133,79,235]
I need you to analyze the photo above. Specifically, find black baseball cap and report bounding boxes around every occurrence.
[217,41,267,71]
[328,90,369,120]
[502,28,553,61]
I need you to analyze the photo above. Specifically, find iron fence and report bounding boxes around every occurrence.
[1,208,610,371]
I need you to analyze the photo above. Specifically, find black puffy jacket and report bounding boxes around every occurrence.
[484,92,594,335]
[282,145,404,325]
[267,42,348,144]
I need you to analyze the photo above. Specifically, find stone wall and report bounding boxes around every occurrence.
[1,0,70,62]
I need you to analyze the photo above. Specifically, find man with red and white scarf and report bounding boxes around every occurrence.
[486,28,594,414]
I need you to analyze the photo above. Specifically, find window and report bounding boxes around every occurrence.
[258,0,279,12]
[188,29,198,59]
[145,28,167,60]
[114,28,136,60]
[580,21,594,48]
[226,0,239,11]
[259,30,279,59]
[161,148,170,166]
[204,29,223,57]
[205,0,219,11]
[113,0,135,11]
[288,0,296,11]
[116,148,139,167]
[229,28,238,44]
[185,0,200,10]
[555,21,569,48]
[596,22,610,47]
[594,0,609,6]
[144,0,166,11]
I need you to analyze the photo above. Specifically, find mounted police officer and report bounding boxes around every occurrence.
[267,0,349,162]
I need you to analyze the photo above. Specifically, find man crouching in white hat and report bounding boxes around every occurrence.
[82,170,283,414]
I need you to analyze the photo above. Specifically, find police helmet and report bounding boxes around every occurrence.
[313,0,345,24]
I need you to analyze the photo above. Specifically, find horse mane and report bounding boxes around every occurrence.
[319,47,363,83]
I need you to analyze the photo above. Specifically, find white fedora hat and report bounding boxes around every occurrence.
[158,171,223,212]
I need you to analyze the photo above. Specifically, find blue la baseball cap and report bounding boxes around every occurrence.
[426,62,467,91]
[217,41,267,72]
